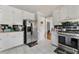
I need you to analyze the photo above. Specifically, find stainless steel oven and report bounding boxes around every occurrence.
[58,33,79,53]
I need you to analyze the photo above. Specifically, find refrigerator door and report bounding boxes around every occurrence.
[32,27,37,42]
[32,21,38,42]
[26,21,32,44]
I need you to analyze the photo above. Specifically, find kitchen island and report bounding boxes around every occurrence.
[0,31,23,51]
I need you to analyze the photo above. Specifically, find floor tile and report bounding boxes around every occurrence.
[0,39,57,54]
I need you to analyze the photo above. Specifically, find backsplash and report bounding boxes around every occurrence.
[0,24,24,32]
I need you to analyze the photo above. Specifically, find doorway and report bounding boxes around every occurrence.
[47,22,50,32]
[47,21,51,40]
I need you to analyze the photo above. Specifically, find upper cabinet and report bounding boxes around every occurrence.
[0,6,35,25]
[22,11,35,20]
[0,6,23,25]
[53,9,63,25]
[0,9,3,24]
[11,7,23,25]
[60,6,79,20]
[0,6,14,24]
[52,6,79,25]
[64,6,77,19]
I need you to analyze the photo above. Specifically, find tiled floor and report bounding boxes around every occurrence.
[0,39,57,54]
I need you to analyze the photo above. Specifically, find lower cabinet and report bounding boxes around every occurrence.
[0,40,4,51]
[51,31,58,46]
[0,32,23,51]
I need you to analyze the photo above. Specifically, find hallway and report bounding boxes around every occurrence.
[0,39,56,54]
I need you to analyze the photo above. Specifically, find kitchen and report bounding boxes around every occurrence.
[0,5,38,52]
[0,5,79,54]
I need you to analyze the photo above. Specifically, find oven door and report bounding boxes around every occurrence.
[71,38,78,49]
[70,35,79,49]
[65,35,71,46]
[58,34,66,45]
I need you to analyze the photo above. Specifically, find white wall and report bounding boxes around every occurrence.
[37,12,46,40]
[46,17,53,31]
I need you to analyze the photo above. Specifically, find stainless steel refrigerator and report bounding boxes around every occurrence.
[23,20,38,47]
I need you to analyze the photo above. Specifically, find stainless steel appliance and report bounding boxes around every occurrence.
[57,33,79,54]
[23,20,38,47]
[54,21,79,54]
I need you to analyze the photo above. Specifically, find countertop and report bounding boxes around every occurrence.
[58,31,79,37]
[0,31,24,33]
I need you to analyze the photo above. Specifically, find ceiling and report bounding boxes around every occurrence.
[10,5,63,17]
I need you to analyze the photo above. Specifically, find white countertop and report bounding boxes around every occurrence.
[0,31,24,33]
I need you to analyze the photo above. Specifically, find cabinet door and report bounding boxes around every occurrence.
[62,6,78,19]
[1,6,14,24]
[1,33,12,49]
[66,6,75,19]
[53,10,61,25]
[0,33,9,50]
[13,32,23,45]
[22,11,31,19]
[51,31,58,46]
[22,11,35,20]
[12,8,23,25]
[0,39,5,51]
[0,9,3,24]
[1,6,23,25]
[59,7,67,20]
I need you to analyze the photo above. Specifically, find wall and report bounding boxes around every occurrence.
[37,12,46,40]
[46,17,53,31]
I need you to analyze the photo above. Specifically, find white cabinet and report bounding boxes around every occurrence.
[0,32,23,51]
[1,6,14,24]
[51,31,58,46]
[0,39,5,51]
[0,6,35,25]
[65,6,77,19]
[22,11,35,20]
[53,6,79,25]
[53,10,62,25]
[0,9,3,24]
[60,6,79,20]
[12,8,23,25]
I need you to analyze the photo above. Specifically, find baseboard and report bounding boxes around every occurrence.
[0,44,24,52]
